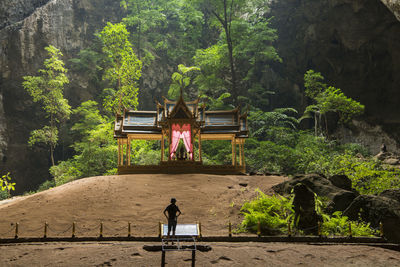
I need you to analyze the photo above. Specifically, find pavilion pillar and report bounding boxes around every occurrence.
[161,131,165,162]
[241,140,246,170]
[232,137,236,166]
[199,134,202,162]
[127,137,131,166]
[117,139,121,166]
[239,140,242,167]
[120,140,125,166]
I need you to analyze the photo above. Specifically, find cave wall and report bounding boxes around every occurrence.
[269,0,400,125]
[1,0,400,192]
[0,0,123,193]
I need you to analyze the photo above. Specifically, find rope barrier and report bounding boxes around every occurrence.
[24,225,46,233]
[0,225,15,236]
[47,224,73,237]
[0,220,384,239]
[77,223,101,232]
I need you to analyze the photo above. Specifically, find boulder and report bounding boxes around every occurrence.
[329,191,358,212]
[343,195,400,243]
[273,173,358,213]
[374,151,393,161]
[292,183,319,234]
[383,158,400,165]
[273,174,337,199]
[379,189,400,203]
[329,174,352,191]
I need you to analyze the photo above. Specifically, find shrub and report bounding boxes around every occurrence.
[238,190,376,237]
[321,211,375,237]
[238,189,294,234]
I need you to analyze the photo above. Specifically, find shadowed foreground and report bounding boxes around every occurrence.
[0,241,399,266]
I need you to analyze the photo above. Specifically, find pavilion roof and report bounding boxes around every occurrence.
[114,97,248,139]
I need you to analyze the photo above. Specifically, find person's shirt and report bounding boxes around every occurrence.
[165,204,181,220]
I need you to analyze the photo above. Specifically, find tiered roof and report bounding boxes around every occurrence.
[114,96,248,138]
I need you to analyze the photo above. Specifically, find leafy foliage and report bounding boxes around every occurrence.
[50,101,117,185]
[98,22,142,114]
[238,189,294,234]
[168,64,200,99]
[0,172,16,199]
[321,211,375,236]
[249,108,298,140]
[122,0,204,64]
[23,45,71,166]
[239,189,375,236]
[193,0,280,108]
[301,70,364,136]
[328,154,400,195]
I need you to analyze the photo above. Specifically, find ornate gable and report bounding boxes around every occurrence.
[169,95,193,119]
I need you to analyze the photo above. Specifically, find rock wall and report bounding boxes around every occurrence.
[0,0,122,193]
[269,0,400,125]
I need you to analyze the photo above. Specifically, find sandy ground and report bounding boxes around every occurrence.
[0,174,399,266]
[0,241,399,266]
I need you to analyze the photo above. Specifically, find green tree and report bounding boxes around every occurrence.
[98,22,142,114]
[301,70,364,136]
[23,45,71,166]
[194,0,280,108]
[249,108,299,140]
[121,0,165,64]
[50,101,117,185]
[121,0,204,64]
[168,64,200,99]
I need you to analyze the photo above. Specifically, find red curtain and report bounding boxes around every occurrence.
[170,123,193,160]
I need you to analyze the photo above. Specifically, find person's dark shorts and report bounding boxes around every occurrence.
[168,219,177,234]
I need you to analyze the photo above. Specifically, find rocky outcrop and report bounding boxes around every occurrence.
[329,174,353,191]
[0,0,51,30]
[381,0,400,21]
[334,120,400,154]
[343,194,400,243]
[272,173,358,213]
[379,188,400,202]
[292,183,319,234]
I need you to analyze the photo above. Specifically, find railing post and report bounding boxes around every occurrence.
[158,221,162,238]
[228,221,232,237]
[380,222,384,237]
[257,221,261,237]
[348,222,352,238]
[128,222,131,237]
[14,222,19,239]
[44,222,48,238]
[72,222,76,238]
[199,222,202,238]
[287,221,291,237]
[100,222,103,238]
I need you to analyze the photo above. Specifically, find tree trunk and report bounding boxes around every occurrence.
[324,114,329,139]
[314,113,318,136]
[50,113,55,166]
[222,0,238,104]
[50,145,55,166]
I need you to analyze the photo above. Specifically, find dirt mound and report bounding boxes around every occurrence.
[0,174,286,237]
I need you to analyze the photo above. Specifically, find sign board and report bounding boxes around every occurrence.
[162,223,199,237]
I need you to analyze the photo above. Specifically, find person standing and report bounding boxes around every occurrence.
[163,198,182,237]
